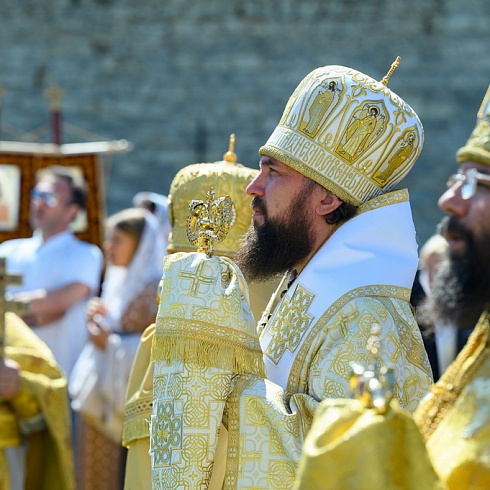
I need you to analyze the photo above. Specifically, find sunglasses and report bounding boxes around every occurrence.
[446,168,490,200]
[31,189,61,207]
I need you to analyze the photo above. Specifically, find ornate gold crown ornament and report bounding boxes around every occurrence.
[167,134,257,257]
[186,188,236,257]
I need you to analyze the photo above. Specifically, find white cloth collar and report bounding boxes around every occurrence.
[261,189,419,388]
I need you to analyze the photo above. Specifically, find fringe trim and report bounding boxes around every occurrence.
[122,393,153,447]
[122,412,151,448]
[151,334,265,378]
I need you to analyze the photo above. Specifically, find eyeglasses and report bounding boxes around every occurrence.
[446,168,490,200]
[31,189,60,207]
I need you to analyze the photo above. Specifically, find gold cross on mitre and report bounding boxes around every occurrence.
[0,257,28,359]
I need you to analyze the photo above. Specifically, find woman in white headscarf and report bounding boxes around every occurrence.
[70,207,164,490]
[132,191,171,255]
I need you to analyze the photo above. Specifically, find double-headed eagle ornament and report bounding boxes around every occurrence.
[186,188,236,257]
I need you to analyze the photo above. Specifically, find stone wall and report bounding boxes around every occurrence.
[1,0,489,246]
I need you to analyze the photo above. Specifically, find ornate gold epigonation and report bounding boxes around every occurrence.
[381,56,401,86]
[186,188,236,257]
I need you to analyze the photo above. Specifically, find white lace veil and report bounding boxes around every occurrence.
[132,191,171,254]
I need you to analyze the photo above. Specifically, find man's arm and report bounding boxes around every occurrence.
[13,282,91,326]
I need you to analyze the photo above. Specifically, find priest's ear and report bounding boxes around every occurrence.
[315,187,358,226]
[315,188,343,218]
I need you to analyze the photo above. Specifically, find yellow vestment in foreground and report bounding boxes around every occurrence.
[414,310,490,489]
[150,252,265,489]
[0,312,74,490]
[293,311,490,490]
[294,398,443,490]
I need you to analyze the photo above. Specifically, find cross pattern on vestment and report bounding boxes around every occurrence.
[265,284,315,365]
[0,257,28,359]
[152,398,183,468]
[177,260,217,298]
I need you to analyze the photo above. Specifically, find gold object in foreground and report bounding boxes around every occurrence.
[186,188,236,257]
[167,134,257,257]
[349,324,395,413]
[0,257,28,359]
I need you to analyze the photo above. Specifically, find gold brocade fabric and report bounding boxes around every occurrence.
[414,310,490,489]
[293,399,444,490]
[150,252,264,489]
[2,312,75,490]
[223,295,432,489]
[0,403,21,447]
[123,279,279,489]
[150,253,264,377]
[147,192,430,488]
[0,404,18,490]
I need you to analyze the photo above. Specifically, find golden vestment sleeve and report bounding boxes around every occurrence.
[222,296,433,489]
[150,253,264,489]
[2,312,75,490]
[305,296,432,413]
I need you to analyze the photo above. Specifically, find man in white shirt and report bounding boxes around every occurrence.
[0,166,103,376]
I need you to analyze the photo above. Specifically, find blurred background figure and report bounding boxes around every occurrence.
[0,312,75,490]
[411,233,449,380]
[0,182,9,227]
[132,191,171,257]
[418,234,449,299]
[69,207,164,490]
[0,166,103,378]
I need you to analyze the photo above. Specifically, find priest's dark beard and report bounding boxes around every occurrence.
[235,185,316,283]
[419,216,490,330]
